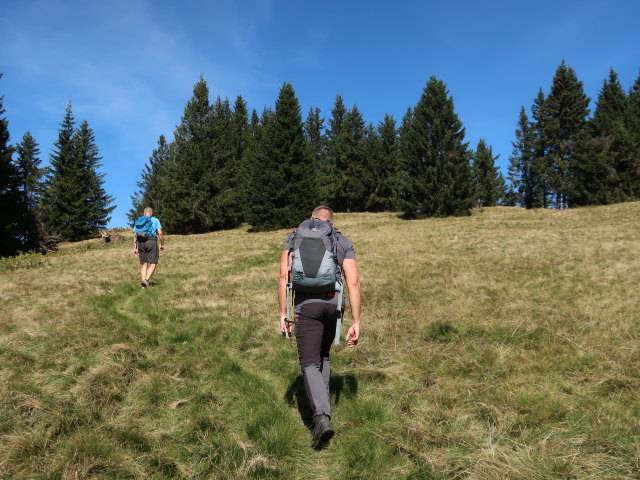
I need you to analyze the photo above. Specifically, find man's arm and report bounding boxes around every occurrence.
[278,251,291,335]
[132,232,138,256]
[342,258,361,348]
[157,228,165,252]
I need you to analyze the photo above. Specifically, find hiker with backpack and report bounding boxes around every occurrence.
[278,206,361,450]
[133,207,164,288]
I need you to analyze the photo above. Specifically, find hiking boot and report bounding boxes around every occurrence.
[140,279,149,288]
[311,415,334,450]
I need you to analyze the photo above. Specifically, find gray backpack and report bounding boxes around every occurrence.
[290,219,341,293]
[286,218,345,344]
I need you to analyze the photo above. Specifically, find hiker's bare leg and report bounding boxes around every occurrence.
[140,263,149,282]
[145,263,157,281]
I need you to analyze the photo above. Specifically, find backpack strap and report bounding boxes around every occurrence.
[334,280,344,345]
[331,226,344,345]
[331,226,342,274]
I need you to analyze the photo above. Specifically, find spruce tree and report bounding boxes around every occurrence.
[325,95,348,208]
[304,107,329,202]
[502,185,518,207]
[397,107,414,198]
[246,82,317,230]
[41,104,87,241]
[398,107,413,145]
[362,122,381,209]
[530,90,553,208]
[162,75,216,234]
[160,78,245,233]
[331,105,369,212]
[399,76,474,218]
[74,121,115,233]
[15,132,43,208]
[569,73,620,206]
[305,107,326,165]
[366,114,400,211]
[327,95,347,147]
[239,108,265,221]
[231,96,249,167]
[542,61,590,209]
[207,95,243,230]
[41,107,113,241]
[585,69,637,202]
[507,107,536,207]
[472,139,504,207]
[0,76,22,256]
[217,95,248,227]
[15,131,45,250]
[628,72,640,191]
[128,134,172,223]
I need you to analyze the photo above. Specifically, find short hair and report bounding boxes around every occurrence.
[143,207,153,216]
[312,206,334,221]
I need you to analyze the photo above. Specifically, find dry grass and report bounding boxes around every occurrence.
[1,203,639,479]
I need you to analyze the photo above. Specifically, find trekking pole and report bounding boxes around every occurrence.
[284,251,294,339]
[284,280,294,339]
[334,281,344,345]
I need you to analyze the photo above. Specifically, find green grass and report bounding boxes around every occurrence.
[1,203,639,479]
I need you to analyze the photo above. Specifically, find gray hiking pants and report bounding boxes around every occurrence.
[295,296,338,421]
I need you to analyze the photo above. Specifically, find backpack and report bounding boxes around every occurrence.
[134,216,156,239]
[290,219,341,293]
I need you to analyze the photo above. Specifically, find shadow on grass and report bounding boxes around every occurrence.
[284,373,358,428]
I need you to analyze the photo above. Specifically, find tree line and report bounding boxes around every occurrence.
[0,75,114,256]
[133,61,640,235]
[507,61,640,208]
[2,61,639,256]
[129,75,502,233]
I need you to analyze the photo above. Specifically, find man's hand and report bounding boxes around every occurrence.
[345,323,360,348]
[342,258,361,348]
[280,315,293,337]
[157,230,164,253]
[133,247,139,257]
[278,251,292,337]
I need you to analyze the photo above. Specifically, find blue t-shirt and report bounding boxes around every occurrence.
[149,217,162,235]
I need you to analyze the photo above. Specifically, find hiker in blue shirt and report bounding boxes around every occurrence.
[133,207,164,288]
[278,206,361,450]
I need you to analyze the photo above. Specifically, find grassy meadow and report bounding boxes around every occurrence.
[1,203,639,479]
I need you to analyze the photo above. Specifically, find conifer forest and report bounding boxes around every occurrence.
[1,61,640,256]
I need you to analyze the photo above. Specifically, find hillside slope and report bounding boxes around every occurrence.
[1,203,639,479]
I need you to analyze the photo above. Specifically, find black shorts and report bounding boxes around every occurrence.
[138,237,159,264]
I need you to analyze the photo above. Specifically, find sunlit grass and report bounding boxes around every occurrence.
[1,203,639,479]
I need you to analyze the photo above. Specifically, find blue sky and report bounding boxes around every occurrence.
[2,0,639,228]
